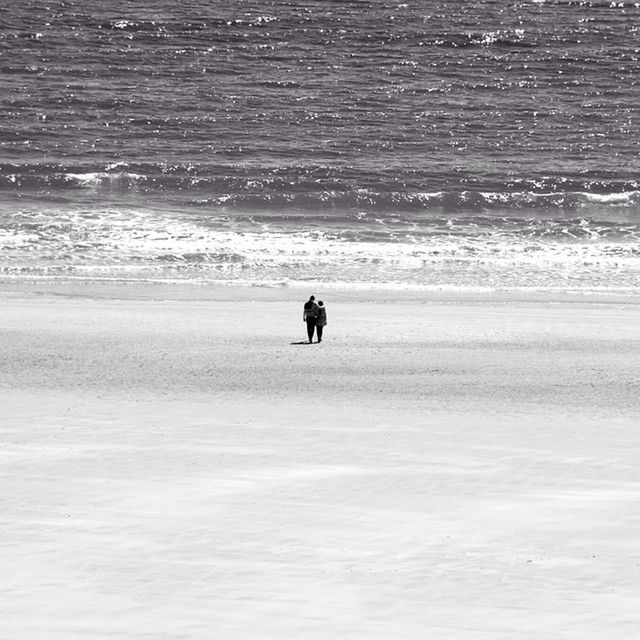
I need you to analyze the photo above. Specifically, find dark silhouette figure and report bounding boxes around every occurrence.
[316,300,327,342]
[303,295,319,343]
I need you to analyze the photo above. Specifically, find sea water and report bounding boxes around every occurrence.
[1,0,639,292]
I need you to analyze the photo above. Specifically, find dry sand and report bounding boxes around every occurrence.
[1,282,639,639]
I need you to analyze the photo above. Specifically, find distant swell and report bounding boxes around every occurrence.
[419,29,534,49]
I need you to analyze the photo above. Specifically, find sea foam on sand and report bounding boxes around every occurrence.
[1,283,639,639]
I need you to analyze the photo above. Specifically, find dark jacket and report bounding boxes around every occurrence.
[303,301,319,321]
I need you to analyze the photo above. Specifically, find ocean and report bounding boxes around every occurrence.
[1,0,639,292]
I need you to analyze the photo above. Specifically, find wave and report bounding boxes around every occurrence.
[0,170,640,215]
[419,29,534,49]
[533,0,640,7]
[2,220,640,292]
[2,200,640,292]
[192,190,640,214]
[97,15,278,33]
[2,163,640,215]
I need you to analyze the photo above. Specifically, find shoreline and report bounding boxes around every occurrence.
[2,277,640,306]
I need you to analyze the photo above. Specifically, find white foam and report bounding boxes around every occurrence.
[65,172,145,187]
[0,229,38,247]
[3,204,640,293]
[582,191,639,204]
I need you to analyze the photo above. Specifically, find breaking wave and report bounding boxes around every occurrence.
[1,199,640,293]
[1,163,639,216]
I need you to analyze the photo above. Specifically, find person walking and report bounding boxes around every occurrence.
[316,300,327,342]
[303,295,319,343]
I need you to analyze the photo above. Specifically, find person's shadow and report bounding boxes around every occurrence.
[290,341,313,345]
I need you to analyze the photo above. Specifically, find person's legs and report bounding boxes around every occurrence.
[316,325,323,342]
[306,319,315,343]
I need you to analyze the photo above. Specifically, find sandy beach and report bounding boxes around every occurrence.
[1,282,640,639]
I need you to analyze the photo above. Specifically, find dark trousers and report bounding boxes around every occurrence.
[316,325,323,342]
[306,319,316,343]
